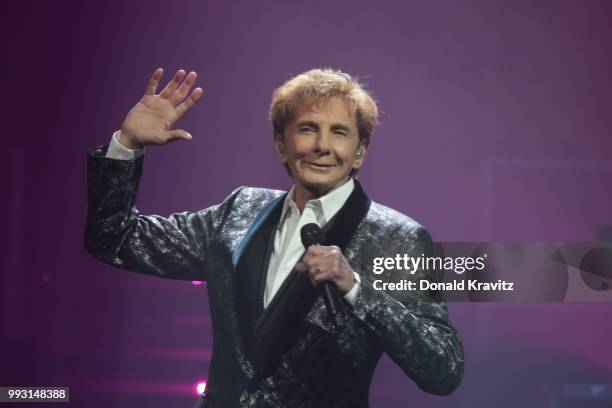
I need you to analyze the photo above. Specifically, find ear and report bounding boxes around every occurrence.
[274,134,287,163]
[352,144,366,170]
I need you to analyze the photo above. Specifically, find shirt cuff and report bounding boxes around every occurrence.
[343,272,361,306]
[105,130,145,160]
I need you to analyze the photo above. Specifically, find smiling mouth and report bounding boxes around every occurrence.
[305,162,336,169]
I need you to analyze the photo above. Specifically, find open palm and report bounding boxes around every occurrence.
[120,68,203,149]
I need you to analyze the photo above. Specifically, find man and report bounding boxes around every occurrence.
[85,67,464,407]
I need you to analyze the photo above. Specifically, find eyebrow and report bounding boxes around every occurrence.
[330,124,351,132]
[296,120,352,132]
[296,120,319,128]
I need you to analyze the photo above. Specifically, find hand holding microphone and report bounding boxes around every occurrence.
[298,224,357,328]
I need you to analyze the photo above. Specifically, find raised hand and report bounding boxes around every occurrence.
[119,68,204,149]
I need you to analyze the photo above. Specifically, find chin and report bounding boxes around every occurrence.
[300,177,341,194]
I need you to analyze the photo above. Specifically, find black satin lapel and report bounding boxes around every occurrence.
[323,179,372,249]
[232,193,285,363]
[256,218,279,317]
[253,179,371,375]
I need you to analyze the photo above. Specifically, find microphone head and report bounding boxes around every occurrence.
[301,223,323,248]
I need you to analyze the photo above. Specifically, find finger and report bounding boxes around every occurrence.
[307,245,334,256]
[159,69,186,98]
[307,266,321,286]
[145,67,163,95]
[308,264,320,275]
[294,262,307,273]
[171,71,197,104]
[303,256,320,269]
[308,264,327,280]
[176,87,204,117]
[311,268,333,284]
[167,129,193,142]
[301,251,313,264]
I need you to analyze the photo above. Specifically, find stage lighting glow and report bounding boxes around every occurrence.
[192,281,203,285]
[195,381,207,395]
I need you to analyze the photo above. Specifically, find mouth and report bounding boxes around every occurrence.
[304,161,336,170]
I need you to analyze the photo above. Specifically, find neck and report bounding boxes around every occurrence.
[292,177,350,211]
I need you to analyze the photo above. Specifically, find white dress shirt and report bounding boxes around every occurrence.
[264,177,360,307]
[105,131,361,307]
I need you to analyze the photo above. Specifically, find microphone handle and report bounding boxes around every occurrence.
[300,223,345,329]
[321,281,345,328]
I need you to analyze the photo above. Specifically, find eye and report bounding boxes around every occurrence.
[333,129,347,136]
[299,126,315,133]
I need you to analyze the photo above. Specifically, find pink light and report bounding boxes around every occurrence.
[195,381,207,395]
[191,281,203,285]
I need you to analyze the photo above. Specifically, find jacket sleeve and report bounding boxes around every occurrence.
[349,226,464,395]
[84,144,238,281]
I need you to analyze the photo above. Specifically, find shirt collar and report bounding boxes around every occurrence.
[279,178,355,226]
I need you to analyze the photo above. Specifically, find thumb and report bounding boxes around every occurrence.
[294,262,307,273]
[168,129,193,142]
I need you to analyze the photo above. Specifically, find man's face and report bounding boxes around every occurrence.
[275,95,365,196]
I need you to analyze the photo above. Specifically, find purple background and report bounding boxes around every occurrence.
[2,1,612,407]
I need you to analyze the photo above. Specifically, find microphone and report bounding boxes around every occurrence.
[300,223,345,328]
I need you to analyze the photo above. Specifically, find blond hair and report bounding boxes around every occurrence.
[269,68,379,147]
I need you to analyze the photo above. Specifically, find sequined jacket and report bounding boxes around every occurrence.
[84,145,464,408]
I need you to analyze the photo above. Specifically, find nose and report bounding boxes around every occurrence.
[313,130,330,154]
